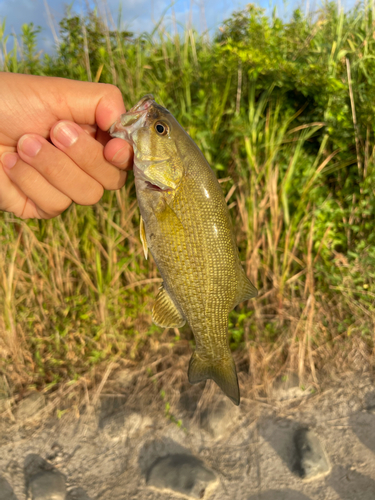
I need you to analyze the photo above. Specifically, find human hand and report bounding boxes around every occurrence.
[0,73,133,219]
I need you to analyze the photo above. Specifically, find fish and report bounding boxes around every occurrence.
[110,95,257,405]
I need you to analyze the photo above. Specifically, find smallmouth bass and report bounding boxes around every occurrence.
[110,95,257,405]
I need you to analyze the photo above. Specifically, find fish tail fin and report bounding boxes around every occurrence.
[188,351,240,406]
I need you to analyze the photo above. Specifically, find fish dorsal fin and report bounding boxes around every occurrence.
[233,270,258,309]
[152,284,186,328]
[140,216,148,260]
[188,351,240,405]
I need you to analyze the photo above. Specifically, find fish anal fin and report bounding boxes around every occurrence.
[140,216,148,260]
[152,284,186,328]
[233,270,258,308]
[188,351,240,406]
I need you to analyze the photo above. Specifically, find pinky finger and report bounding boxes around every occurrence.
[1,153,72,219]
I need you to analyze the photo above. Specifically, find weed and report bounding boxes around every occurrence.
[0,3,374,398]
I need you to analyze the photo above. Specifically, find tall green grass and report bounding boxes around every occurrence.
[1,3,375,398]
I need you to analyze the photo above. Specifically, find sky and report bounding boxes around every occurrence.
[0,0,356,55]
[0,0,295,55]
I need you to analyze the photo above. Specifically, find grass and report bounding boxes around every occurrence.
[0,2,375,406]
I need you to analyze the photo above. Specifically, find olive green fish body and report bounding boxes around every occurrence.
[110,95,257,405]
[140,172,242,404]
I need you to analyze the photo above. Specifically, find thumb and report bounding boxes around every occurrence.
[1,73,126,136]
[52,77,126,131]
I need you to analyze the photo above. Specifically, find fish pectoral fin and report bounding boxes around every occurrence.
[140,216,148,260]
[188,351,240,406]
[233,270,258,308]
[152,284,186,328]
[155,202,185,232]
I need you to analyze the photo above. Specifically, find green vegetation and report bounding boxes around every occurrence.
[1,3,375,396]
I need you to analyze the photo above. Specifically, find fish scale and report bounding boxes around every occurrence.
[167,174,236,355]
[110,94,257,405]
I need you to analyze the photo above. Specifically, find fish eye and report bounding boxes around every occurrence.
[155,122,168,136]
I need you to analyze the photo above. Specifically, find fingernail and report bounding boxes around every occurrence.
[1,153,18,169]
[111,146,130,165]
[19,136,42,157]
[53,122,79,147]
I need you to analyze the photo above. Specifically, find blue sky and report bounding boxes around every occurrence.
[0,0,298,54]
[0,0,356,55]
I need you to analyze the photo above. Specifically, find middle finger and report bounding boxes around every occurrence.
[17,134,104,206]
[50,121,131,188]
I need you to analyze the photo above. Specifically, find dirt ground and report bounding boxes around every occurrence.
[0,369,374,500]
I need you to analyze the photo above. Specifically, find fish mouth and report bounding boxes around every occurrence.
[129,94,155,113]
[109,94,171,144]
[109,94,156,141]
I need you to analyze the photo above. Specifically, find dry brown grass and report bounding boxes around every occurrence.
[1,122,374,410]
